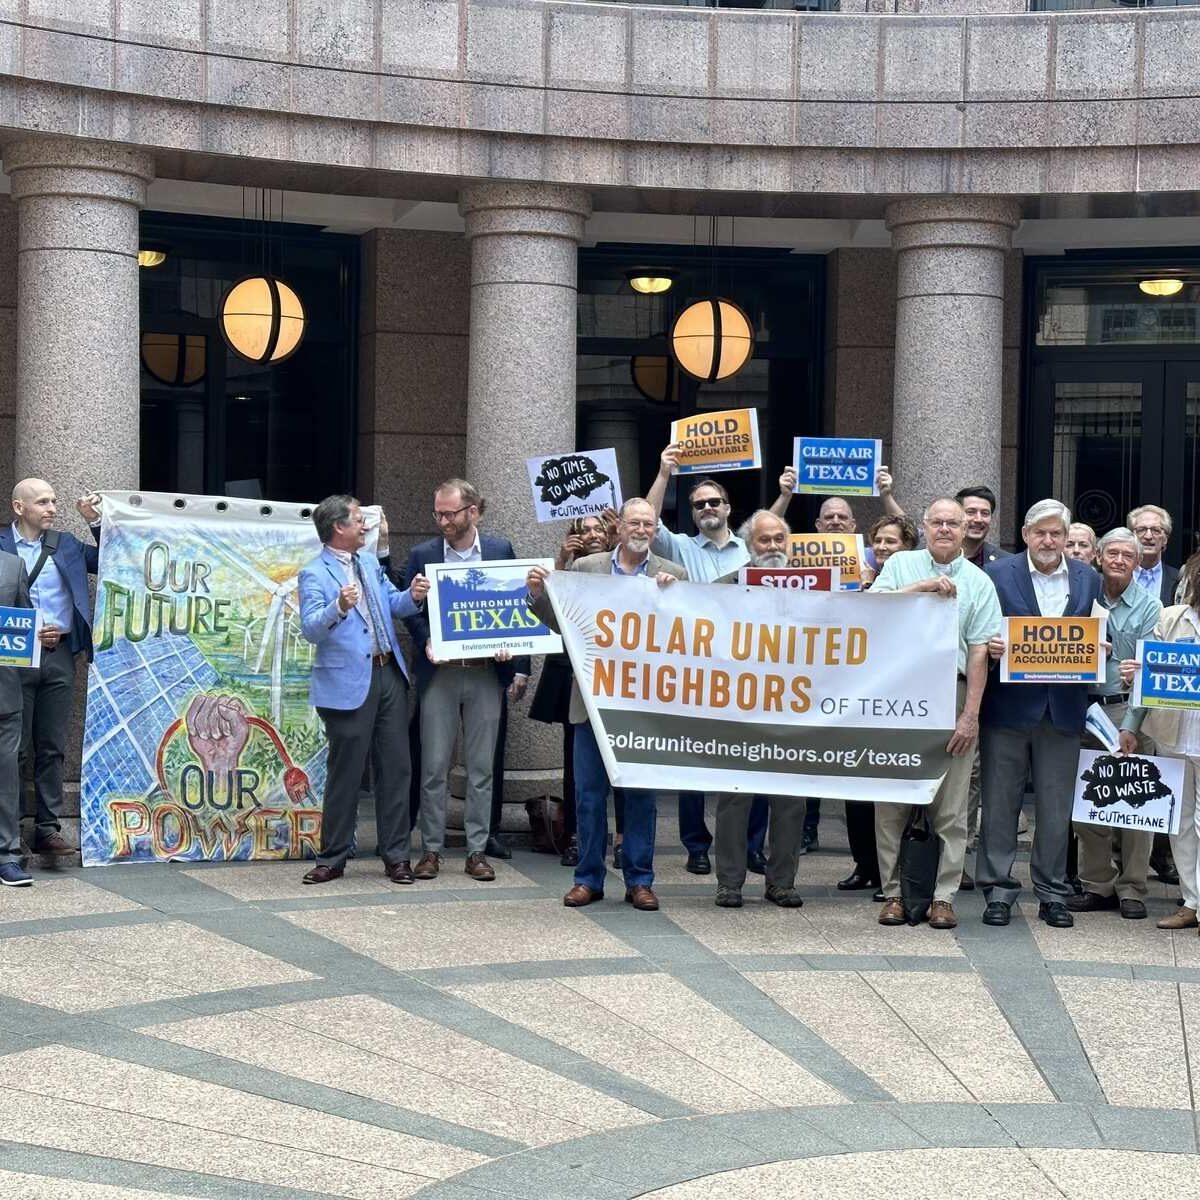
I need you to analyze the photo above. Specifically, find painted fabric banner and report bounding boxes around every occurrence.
[80,491,350,866]
[546,574,958,803]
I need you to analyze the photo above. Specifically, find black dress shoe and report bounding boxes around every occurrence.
[982,901,1011,926]
[1038,901,1074,928]
[560,836,579,867]
[686,850,712,875]
[1120,898,1148,920]
[485,835,512,860]
[612,843,623,869]
[1066,891,1118,913]
[302,864,344,885]
[872,889,885,902]
[1150,859,1180,885]
[837,870,878,892]
[386,860,415,884]
[747,850,767,875]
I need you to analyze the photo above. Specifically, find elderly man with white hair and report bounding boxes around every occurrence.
[977,499,1103,928]
[1066,527,1161,920]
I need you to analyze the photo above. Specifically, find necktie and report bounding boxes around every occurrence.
[353,555,390,657]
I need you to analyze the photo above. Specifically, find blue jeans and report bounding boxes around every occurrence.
[680,791,767,854]
[574,722,656,892]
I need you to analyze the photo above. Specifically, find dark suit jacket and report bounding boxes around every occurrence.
[529,549,687,724]
[973,541,1010,568]
[0,551,30,715]
[0,524,100,659]
[981,552,1103,736]
[404,533,530,691]
[1160,562,1181,607]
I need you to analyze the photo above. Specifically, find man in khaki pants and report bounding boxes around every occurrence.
[1068,527,1160,920]
[870,498,1003,930]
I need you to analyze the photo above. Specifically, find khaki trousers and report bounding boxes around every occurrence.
[1073,701,1152,900]
[876,680,971,903]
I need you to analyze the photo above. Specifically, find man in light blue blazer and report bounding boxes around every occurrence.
[298,495,429,885]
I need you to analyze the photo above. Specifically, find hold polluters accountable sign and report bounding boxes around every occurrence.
[546,575,958,804]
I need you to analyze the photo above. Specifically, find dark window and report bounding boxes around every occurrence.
[138,213,358,502]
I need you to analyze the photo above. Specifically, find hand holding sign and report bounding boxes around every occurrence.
[527,450,622,523]
[1073,749,1182,834]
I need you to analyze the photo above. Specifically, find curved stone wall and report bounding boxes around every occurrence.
[0,3,1196,201]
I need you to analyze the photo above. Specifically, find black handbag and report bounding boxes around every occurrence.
[899,806,941,926]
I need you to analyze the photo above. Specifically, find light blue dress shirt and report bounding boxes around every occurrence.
[651,522,749,582]
[11,524,72,631]
[1135,560,1163,597]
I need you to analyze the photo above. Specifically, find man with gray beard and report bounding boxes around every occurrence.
[712,510,807,907]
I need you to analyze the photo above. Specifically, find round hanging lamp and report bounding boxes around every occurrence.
[219,275,306,364]
[670,298,754,382]
[141,332,207,387]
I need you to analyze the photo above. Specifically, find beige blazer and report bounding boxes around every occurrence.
[1138,604,1198,749]
[530,549,687,724]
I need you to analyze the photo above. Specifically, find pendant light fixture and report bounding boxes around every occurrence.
[220,188,306,364]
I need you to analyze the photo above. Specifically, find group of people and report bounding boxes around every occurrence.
[0,480,102,887]
[3,463,1198,941]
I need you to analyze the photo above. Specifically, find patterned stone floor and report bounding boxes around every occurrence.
[2,801,1200,1198]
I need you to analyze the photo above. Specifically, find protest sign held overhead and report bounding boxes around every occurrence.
[0,605,41,668]
[527,449,622,522]
[1131,638,1200,708]
[1072,749,1183,835]
[738,566,840,591]
[428,559,561,661]
[1000,616,1105,684]
[786,533,866,591]
[669,407,761,474]
[793,437,882,496]
[546,574,957,804]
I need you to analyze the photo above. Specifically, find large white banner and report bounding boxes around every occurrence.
[547,574,959,804]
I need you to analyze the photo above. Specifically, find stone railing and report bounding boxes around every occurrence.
[1,3,1199,200]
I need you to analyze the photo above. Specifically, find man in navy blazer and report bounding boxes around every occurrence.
[977,498,1102,929]
[298,495,429,885]
[404,478,529,882]
[1,479,102,857]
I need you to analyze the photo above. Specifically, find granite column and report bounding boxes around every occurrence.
[885,197,1020,514]
[5,136,154,503]
[460,182,592,808]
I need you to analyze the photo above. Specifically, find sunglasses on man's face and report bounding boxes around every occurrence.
[692,497,725,510]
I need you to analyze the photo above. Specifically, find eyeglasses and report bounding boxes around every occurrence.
[432,505,472,524]
[692,497,725,510]
[1133,526,1166,537]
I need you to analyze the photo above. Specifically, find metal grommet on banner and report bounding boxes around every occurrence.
[299,508,312,519]
[215,501,229,512]
[129,494,143,507]
[173,498,186,509]
[260,505,273,517]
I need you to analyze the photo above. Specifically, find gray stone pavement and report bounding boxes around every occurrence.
[1,800,1199,1198]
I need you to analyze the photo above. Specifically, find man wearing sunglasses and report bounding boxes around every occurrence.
[645,444,789,874]
[404,479,529,883]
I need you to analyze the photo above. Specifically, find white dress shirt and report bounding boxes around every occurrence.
[444,532,482,563]
[1027,551,1070,618]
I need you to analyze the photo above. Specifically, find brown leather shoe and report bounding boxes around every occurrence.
[928,900,958,929]
[465,852,495,881]
[386,860,415,884]
[33,832,75,856]
[1157,905,1198,929]
[878,897,905,925]
[563,884,604,907]
[624,885,659,911]
[302,864,344,885]
[413,853,441,880]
